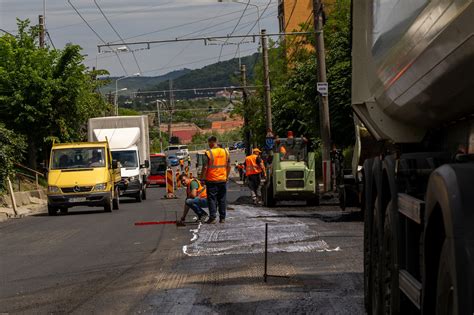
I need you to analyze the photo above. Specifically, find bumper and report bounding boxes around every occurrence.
[147,178,165,185]
[273,190,318,200]
[118,179,141,197]
[48,191,111,208]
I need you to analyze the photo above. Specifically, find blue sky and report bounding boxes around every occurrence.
[0,0,278,76]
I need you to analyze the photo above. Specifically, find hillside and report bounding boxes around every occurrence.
[150,53,259,98]
[100,69,191,93]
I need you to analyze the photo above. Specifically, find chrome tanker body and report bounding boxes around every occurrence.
[350,1,474,314]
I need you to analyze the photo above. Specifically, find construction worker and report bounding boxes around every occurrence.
[201,136,230,224]
[178,173,209,225]
[279,131,294,160]
[245,148,266,204]
[187,155,192,167]
[179,158,184,172]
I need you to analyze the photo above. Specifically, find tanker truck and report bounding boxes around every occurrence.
[348,1,474,314]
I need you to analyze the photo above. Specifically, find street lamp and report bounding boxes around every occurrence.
[115,72,140,115]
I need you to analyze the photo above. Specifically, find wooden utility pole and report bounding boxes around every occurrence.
[168,79,174,142]
[39,15,45,48]
[241,64,251,156]
[261,29,272,132]
[313,0,332,191]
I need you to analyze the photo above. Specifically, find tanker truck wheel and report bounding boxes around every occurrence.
[436,240,456,315]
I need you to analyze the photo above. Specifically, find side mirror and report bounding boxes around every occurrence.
[112,160,118,169]
[144,160,150,168]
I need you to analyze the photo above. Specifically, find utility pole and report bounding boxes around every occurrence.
[39,15,45,48]
[313,0,332,192]
[156,100,163,153]
[261,29,272,132]
[241,64,251,156]
[168,79,174,142]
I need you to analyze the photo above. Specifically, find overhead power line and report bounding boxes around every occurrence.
[98,31,315,51]
[132,85,264,95]
[93,0,142,73]
[67,0,128,75]
[46,31,56,49]
[218,0,250,62]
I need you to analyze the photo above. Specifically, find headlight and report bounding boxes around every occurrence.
[128,176,138,182]
[48,186,60,193]
[93,183,107,191]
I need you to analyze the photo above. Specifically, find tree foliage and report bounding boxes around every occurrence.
[0,19,110,168]
[249,0,353,148]
[0,123,27,192]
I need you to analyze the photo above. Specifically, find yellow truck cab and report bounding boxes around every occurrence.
[47,141,121,215]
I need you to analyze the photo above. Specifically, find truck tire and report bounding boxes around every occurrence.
[370,196,383,315]
[135,190,143,203]
[263,180,276,207]
[382,202,399,314]
[48,205,57,216]
[104,194,113,212]
[436,240,457,315]
[363,160,374,314]
[113,187,120,210]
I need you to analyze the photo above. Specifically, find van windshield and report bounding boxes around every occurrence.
[51,148,106,170]
[112,150,138,168]
[167,146,179,151]
[179,146,188,150]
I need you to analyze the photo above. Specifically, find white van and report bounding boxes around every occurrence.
[165,145,189,160]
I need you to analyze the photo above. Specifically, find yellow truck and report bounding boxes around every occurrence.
[46,141,121,215]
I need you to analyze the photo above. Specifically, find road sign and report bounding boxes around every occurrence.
[265,137,274,150]
[317,82,328,96]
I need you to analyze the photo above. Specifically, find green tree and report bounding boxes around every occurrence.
[249,0,353,148]
[0,19,110,167]
[0,123,27,192]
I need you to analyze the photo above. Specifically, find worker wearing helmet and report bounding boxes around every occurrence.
[245,148,266,205]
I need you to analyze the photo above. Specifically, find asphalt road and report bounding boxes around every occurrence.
[0,152,364,314]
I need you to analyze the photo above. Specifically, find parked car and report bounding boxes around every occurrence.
[167,155,179,167]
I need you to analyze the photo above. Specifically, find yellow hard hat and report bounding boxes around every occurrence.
[252,148,262,154]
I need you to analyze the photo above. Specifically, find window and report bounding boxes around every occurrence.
[112,151,138,168]
[51,148,106,170]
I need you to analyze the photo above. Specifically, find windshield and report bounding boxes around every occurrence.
[51,147,106,170]
[150,156,167,175]
[112,150,138,168]
[277,138,307,161]
[179,145,188,150]
[168,155,177,160]
[167,146,179,151]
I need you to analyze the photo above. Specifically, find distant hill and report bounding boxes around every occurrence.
[100,69,191,93]
[151,53,259,98]
[100,53,259,97]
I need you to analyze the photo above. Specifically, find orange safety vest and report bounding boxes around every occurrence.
[179,159,184,166]
[245,154,264,176]
[187,179,207,198]
[205,147,229,182]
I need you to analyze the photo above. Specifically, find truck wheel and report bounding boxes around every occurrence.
[113,187,120,210]
[263,180,276,207]
[382,202,399,314]
[135,190,143,203]
[60,207,68,214]
[48,205,57,216]
[370,196,383,315]
[436,240,456,315]
[104,194,113,212]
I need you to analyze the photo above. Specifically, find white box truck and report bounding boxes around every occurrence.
[88,116,150,202]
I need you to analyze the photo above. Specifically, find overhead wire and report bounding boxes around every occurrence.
[46,31,56,49]
[67,0,128,75]
[93,0,142,73]
[218,0,250,62]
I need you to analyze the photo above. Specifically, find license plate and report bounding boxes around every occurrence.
[69,197,86,203]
